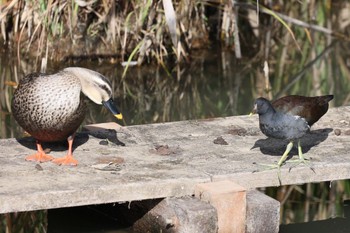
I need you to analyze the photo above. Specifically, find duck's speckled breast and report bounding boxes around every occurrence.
[12,72,86,142]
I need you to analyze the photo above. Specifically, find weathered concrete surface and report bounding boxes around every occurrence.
[246,190,280,233]
[195,180,246,233]
[0,106,350,213]
[132,197,218,233]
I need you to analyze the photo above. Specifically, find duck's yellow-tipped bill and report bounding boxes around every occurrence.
[115,113,123,120]
[103,98,123,121]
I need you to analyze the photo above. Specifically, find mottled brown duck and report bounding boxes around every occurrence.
[11,67,123,166]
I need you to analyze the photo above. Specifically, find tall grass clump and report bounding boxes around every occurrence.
[1,0,350,73]
[0,0,213,65]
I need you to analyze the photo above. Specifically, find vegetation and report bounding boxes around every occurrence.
[1,0,350,232]
[0,1,349,67]
[264,181,350,224]
[0,211,47,233]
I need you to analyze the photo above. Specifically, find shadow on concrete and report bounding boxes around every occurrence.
[15,127,125,153]
[82,127,126,146]
[16,133,89,153]
[251,128,333,159]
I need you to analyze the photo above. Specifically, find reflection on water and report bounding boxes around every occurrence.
[2,47,257,138]
[1,42,350,230]
[280,199,350,233]
[1,43,348,139]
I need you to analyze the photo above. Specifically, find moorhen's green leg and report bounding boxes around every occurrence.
[254,141,294,185]
[257,141,293,169]
[286,140,310,164]
[286,140,315,174]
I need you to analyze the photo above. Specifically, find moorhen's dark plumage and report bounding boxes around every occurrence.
[272,95,334,126]
[252,94,333,170]
[12,67,123,166]
[253,97,310,169]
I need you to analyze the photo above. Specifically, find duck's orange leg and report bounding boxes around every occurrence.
[25,141,54,162]
[52,135,78,166]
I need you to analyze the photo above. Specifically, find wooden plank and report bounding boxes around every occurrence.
[0,106,349,213]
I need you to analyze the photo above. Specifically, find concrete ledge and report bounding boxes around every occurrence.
[246,190,280,233]
[132,197,218,233]
[0,107,350,213]
[195,180,246,233]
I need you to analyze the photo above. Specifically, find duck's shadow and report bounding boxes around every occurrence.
[16,128,125,152]
[16,133,89,152]
[251,128,333,157]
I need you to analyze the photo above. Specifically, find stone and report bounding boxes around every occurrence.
[195,180,246,233]
[246,190,280,233]
[133,197,218,233]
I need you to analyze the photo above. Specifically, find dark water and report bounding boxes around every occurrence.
[1,43,348,139]
[1,48,256,138]
[1,42,350,231]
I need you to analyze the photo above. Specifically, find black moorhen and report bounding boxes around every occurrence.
[252,94,333,170]
[253,97,311,169]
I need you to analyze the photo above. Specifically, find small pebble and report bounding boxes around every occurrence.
[99,140,109,145]
[334,129,341,136]
[340,120,350,125]
[213,136,228,145]
[227,127,247,136]
[149,145,173,156]
[35,164,43,171]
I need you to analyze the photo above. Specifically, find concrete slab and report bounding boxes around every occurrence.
[132,197,218,233]
[0,106,349,213]
[246,190,280,233]
[195,180,246,233]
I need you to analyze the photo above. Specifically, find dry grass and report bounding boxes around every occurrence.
[0,0,212,65]
[1,0,348,68]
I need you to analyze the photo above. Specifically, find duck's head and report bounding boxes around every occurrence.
[63,67,123,120]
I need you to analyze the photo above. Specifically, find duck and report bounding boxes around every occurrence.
[11,67,123,166]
